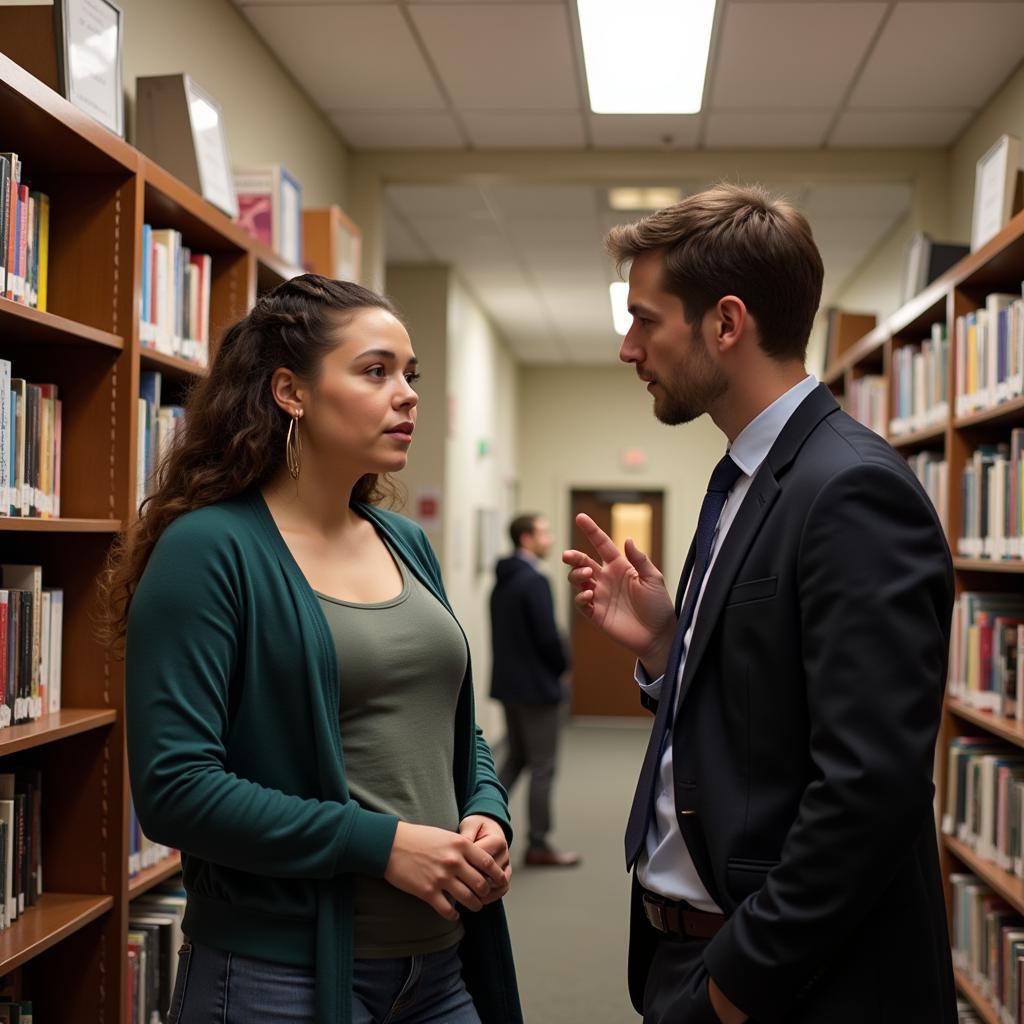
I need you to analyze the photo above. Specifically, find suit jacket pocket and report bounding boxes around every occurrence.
[726,857,779,902]
[725,576,777,606]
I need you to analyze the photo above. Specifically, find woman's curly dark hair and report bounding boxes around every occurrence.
[98,273,402,648]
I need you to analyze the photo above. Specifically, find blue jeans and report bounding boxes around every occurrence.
[167,940,481,1024]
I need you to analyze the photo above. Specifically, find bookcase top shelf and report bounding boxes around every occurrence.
[0,53,135,176]
[140,349,207,381]
[889,422,947,450]
[0,298,124,352]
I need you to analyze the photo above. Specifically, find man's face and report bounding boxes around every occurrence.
[618,251,728,425]
[525,517,553,558]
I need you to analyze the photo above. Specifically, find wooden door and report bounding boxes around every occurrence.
[569,489,665,717]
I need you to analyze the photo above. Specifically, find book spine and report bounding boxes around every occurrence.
[0,157,8,298]
[16,184,27,304]
[35,192,47,313]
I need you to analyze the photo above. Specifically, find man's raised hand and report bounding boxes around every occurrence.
[562,513,676,677]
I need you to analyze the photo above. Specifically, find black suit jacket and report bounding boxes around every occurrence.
[628,385,956,1024]
[490,555,568,705]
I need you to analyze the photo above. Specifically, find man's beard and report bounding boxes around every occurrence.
[652,332,728,425]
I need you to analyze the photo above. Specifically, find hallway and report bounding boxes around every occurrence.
[501,720,649,1024]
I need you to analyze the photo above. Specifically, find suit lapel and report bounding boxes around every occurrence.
[675,467,780,709]
[674,384,839,710]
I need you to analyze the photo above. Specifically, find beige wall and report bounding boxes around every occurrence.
[118,0,349,208]
[950,61,1024,243]
[385,265,450,561]
[517,365,723,635]
[445,279,519,741]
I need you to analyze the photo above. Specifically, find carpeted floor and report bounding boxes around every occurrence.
[500,719,649,1024]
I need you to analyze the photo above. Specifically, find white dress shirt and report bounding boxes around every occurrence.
[636,374,819,910]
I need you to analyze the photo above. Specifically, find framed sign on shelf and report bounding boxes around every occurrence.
[55,0,125,137]
[971,134,1023,252]
[135,74,238,218]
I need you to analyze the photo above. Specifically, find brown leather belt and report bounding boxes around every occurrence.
[640,887,726,940]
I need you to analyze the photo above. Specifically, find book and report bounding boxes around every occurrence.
[234,164,303,265]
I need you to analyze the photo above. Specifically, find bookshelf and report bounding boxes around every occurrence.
[0,49,305,1021]
[826,204,1024,1024]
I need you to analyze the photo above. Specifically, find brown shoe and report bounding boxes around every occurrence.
[524,847,581,868]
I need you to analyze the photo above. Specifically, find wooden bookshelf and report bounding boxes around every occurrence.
[0,518,122,533]
[954,967,1002,1024]
[0,299,124,351]
[128,853,182,900]
[0,46,332,1023]
[140,349,207,380]
[0,709,116,758]
[825,170,1024,1008]
[0,893,113,975]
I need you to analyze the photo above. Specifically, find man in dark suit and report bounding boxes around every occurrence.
[563,183,955,1023]
[491,514,579,868]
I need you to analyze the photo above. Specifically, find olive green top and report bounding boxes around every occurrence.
[317,545,467,957]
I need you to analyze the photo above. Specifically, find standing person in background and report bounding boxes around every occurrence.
[490,514,580,868]
[104,275,521,1024]
[563,184,955,1023]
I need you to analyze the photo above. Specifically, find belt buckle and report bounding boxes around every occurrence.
[643,894,668,932]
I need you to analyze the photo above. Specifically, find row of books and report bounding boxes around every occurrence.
[0,770,44,934]
[0,362,61,519]
[889,323,949,437]
[907,451,949,532]
[128,880,186,1024]
[943,736,1024,878]
[128,797,174,881]
[952,872,1024,1022]
[845,374,887,437]
[136,372,185,509]
[0,153,49,312]
[959,433,1024,561]
[139,224,212,367]
[948,592,1024,716]
[955,290,1024,419]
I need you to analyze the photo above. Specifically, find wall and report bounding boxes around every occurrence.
[950,61,1024,243]
[517,365,723,636]
[385,265,450,562]
[116,0,349,207]
[445,279,519,740]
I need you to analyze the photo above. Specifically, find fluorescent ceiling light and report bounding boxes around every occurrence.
[609,186,683,211]
[610,282,631,335]
[577,0,716,115]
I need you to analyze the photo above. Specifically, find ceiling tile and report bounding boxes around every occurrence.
[704,110,832,148]
[589,115,702,149]
[829,109,973,147]
[849,3,1024,109]
[409,4,580,110]
[241,6,446,110]
[389,184,490,220]
[404,219,516,263]
[462,112,586,149]
[384,213,432,262]
[710,3,887,109]
[329,112,464,149]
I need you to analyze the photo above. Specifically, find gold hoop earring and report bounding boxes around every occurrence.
[286,413,302,480]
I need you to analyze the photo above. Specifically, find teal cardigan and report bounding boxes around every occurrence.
[125,491,523,1024]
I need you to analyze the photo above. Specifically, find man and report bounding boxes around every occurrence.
[491,514,579,868]
[563,184,955,1023]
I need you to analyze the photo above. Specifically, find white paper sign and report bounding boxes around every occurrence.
[65,0,122,135]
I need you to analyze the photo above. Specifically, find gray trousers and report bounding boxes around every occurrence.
[498,701,561,850]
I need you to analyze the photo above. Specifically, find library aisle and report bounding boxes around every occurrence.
[502,722,645,1024]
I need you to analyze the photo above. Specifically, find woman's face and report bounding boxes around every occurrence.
[302,307,420,477]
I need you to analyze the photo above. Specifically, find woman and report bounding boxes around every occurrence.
[104,275,522,1024]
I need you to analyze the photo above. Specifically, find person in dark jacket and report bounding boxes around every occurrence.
[490,514,579,868]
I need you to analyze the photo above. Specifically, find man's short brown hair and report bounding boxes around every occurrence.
[606,183,824,362]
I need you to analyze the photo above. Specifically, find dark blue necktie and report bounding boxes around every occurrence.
[625,451,743,869]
